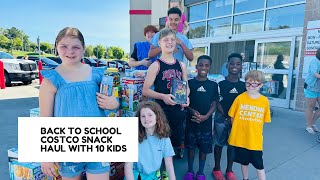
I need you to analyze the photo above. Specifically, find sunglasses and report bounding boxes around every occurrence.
[245,82,261,87]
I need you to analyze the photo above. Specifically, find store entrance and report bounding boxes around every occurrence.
[209,41,255,74]
[254,37,301,108]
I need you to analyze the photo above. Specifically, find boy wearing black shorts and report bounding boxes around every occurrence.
[228,70,271,180]
[213,53,245,180]
[184,55,219,180]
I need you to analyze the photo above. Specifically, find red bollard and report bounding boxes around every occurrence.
[38,61,43,84]
[0,61,5,89]
[82,60,85,64]
[97,61,100,67]
[116,62,118,68]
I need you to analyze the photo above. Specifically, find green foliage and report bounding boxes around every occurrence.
[0,35,10,49]
[189,25,206,39]
[13,37,23,50]
[93,45,106,59]
[29,42,37,52]
[123,53,129,60]
[85,45,94,57]
[40,42,53,53]
[107,46,124,59]
[5,27,24,39]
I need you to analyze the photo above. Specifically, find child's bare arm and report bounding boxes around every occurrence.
[217,103,225,116]
[124,162,134,180]
[164,157,176,180]
[176,38,194,61]
[183,21,189,35]
[39,78,56,117]
[148,45,162,59]
[194,101,217,122]
[205,100,217,119]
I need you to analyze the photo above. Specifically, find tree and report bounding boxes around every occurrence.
[123,53,129,60]
[0,35,10,49]
[0,28,6,35]
[13,37,23,50]
[188,25,206,39]
[5,27,24,39]
[93,45,106,59]
[85,45,94,57]
[22,35,30,51]
[40,42,53,53]
[29,42,37,52]
[107,46,124,59]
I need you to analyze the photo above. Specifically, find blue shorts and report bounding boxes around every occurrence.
[304,89,320,98]
[58,162,110,178]
[213,112,231,147]
[185,130,213,153]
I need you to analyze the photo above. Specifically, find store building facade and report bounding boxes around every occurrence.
[129,0,320,111]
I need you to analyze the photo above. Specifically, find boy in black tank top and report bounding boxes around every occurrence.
[143,28,190,160]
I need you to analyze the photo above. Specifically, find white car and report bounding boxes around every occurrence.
[0,51,38,86]
[108,61,130,72]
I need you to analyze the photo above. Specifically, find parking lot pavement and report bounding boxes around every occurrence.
[0,80,40,100]
[1,80,320,179]
[0,80,39,179]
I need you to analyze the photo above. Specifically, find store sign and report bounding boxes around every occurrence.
[302,20,320,78]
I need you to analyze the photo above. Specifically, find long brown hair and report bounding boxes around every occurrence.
[136,101,171,143]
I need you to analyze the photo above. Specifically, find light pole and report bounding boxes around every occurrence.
[37,36,40,58]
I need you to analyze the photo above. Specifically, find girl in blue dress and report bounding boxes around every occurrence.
[39,27,119,180]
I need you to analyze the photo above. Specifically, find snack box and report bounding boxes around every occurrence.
[9,161,61,180]
[30,108,40,117]
[121,110,137,117]
[125,69,147,79]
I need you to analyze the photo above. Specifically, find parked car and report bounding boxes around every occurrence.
[114,59,129,66]
[94,59,108,66]
[46,56,62,64]
[108,61,130,72]
[83,58,99,67]
[0,51,38,86]
[18,56,59,70]
[35,57,59,70]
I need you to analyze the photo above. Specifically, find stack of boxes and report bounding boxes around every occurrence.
[8,146,62,180]
[101,68,122,117]
[121,70,147,117]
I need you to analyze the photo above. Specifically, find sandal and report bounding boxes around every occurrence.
[212,170,226,180]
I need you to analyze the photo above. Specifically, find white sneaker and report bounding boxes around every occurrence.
[306,127,316,134]
[311,125,320,132]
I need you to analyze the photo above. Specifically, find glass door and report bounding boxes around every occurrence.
[187,44,210,68]
[254,37,297,108]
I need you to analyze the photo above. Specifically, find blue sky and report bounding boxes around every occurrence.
[0,0,130,52]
